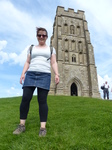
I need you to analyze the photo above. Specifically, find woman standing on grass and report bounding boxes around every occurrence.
[13,27,59,136]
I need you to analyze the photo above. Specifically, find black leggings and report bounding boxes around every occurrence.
[20,87,49,122]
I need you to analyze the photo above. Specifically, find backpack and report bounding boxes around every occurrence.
[101,85,105,90]
[29,45,53,61]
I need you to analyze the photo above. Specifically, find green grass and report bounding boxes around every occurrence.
[0,96,112,150]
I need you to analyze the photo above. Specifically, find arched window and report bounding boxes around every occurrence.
[64,24,68,33]
[65,39,68,50]
[65,50,69,62]
[70,25,74,34]
[72,54,76,62]
[72,40,76,51]
[77,25,80,35]
[78,41,83,53]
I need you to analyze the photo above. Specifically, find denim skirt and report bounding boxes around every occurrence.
[22,71,51,90]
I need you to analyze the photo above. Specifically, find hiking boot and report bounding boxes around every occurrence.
[13,124,25,135]
[39,128,47,137]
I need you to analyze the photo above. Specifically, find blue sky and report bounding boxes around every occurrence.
[0,0,112,99]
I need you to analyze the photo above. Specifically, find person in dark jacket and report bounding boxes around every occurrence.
[103,81,109,99]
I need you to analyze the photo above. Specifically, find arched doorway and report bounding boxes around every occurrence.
[71,82,77,96]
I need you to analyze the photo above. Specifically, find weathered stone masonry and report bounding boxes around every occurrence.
[49,6,100,98]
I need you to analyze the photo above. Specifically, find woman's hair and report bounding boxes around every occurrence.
[36,27,48,37]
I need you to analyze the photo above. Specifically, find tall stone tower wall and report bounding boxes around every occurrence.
[49,6,100,98]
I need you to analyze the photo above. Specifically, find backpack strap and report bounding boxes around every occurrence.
[47,46,53,61]
[29,44,34,56]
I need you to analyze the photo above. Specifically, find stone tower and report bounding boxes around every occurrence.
[49,6,100,98]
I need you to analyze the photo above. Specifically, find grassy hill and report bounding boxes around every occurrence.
[0,96,112,150]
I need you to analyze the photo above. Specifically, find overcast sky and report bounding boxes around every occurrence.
[0,0,112,99]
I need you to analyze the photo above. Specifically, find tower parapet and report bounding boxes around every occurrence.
[50,6,100,98]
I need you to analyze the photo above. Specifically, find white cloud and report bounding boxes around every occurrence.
[11,87,15,90]
[0,51,9,64]
[0,45,29,65]
[0,0,112,99]
[75,0,112,36]
[0,0,53,65]
[0,0,53,40]
[6,87,22,97]
[0,81,22,98]
[0,0,34,37]
[12,45,29,66]
[0,40,7,51]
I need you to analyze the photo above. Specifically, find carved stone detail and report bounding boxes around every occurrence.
[49,6,100,98]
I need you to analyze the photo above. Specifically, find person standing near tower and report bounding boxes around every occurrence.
[13,27,59,136]
[103,81,109,99]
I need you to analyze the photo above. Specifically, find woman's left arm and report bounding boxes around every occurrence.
[51,54,59,84]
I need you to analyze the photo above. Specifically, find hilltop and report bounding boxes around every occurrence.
[0,96,112,150]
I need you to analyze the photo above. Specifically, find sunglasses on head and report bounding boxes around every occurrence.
[37,34,47,38]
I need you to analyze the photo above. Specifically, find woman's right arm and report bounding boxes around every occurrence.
[20,55,30,84]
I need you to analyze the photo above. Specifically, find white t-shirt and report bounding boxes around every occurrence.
[104,83,109,88]
[27,46,56,73]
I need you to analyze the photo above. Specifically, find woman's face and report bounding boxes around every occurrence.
[37,30,47,46]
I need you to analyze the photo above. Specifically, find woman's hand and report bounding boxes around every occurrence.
[20,74,25,84]
[19,56,30,85]
[55,74,59,84]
